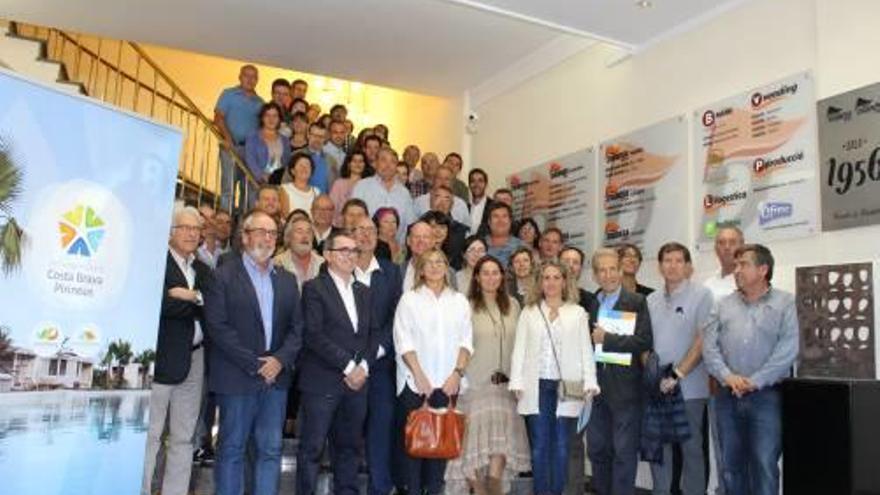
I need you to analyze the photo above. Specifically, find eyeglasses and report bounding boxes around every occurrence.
[173,225,202,234]
[245,228,279,239]
[328,247,361,256]
[465,246,486,255]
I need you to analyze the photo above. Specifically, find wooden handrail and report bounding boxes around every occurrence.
[9,20,259,206]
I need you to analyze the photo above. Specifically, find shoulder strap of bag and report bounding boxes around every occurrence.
[537,305,565,380]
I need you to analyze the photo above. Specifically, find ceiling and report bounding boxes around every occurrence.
[1,0,747,96]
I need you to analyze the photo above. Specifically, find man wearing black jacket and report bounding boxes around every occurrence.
[296,230,378,495]
[142,205,213,495]
[586,247,654,495]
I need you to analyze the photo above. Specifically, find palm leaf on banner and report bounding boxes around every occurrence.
[0,137,23,215]
[0,217,24,275]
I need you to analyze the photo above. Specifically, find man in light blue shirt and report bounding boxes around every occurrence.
[702,244,798,495]
[214,65,264,211]
[352,147,416,242]
[306,123,338,194]
[323,120,347,170]
[647,242,714,495]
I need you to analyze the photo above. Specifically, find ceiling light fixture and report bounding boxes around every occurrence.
[636,0,653,8]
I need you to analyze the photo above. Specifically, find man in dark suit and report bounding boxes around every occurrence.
[204,209,304,495]
[422,186,468,270]
[296,230,377,495]
[585,247,654,495]
[142,205,213,495]
[352,216,403,495]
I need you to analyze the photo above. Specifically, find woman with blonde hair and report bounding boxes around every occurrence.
[445,255,531,495]
[394,248,473,495]
[509,259,600,495]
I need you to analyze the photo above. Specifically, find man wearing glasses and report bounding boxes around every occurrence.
[142,205,212,495]
[296,230,378,495]
[204,209,304,495]
[353,217,403,495]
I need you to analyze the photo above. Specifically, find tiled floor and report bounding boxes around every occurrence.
[189,438,643,494]
[190,438,538,494]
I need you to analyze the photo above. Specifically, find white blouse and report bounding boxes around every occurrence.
[393,285,474,395]
[281,183,319,214]
[537,302,563,380]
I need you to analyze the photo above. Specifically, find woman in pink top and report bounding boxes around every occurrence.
[329,150,372,226]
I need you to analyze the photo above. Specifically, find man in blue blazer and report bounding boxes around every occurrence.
[352,216,403,495]
[204,209,303,495]
[296,230,378,495]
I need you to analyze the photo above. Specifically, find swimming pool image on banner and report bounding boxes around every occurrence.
[0,68,182,494]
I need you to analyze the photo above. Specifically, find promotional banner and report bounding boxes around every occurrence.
[0,70,182,494]
[796,262,876,379]
[507,147,595,253]
[599,116,688,255]
[818,81,880,231]
[694,71,819,249]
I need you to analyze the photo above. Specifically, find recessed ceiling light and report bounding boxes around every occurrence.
[636,0,653,8]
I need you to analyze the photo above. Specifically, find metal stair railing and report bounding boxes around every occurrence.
[9,21,258,212]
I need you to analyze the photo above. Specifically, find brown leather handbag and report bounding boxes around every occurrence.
[404,397,466,459]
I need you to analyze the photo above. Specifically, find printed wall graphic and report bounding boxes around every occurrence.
[694,71,819,249]
[818,81,880,231]
[598,116,688,255]
[796,262,875,379]
[0,69,182,494]
[507,147,595,253]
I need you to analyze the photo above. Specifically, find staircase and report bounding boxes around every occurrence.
[0,20,256,211]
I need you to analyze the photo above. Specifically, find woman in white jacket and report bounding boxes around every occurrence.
[509,259,599,495]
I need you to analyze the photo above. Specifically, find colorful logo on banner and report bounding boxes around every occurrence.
[59,204,106,257]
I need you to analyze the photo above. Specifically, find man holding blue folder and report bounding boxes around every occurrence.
[585,247,654,495]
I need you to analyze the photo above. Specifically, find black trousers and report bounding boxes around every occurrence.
[295,385,368,495]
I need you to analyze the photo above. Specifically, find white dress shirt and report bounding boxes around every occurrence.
[329,269,368,376]
[393,285,474,395]
[704,270,737,301]
[354,256,381,287]
[469,196,487,235]
[169,248,203,346]
[355,256,386,359]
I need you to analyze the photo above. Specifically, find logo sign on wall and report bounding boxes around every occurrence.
[694,71,819,249]
[817,81,880,231]
[506,147,595,254]
[598,116,688,256]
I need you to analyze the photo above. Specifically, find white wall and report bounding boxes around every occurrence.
[471,0,880,292]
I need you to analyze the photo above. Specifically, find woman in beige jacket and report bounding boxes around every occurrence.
[509,259,599,495]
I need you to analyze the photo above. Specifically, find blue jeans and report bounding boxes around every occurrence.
[214,386,288,495]
[715,386,782,495]
[526,380,575,495]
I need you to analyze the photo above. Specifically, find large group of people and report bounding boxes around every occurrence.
[143,64,799,495]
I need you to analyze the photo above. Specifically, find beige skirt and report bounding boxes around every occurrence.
[445,382,531,494]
